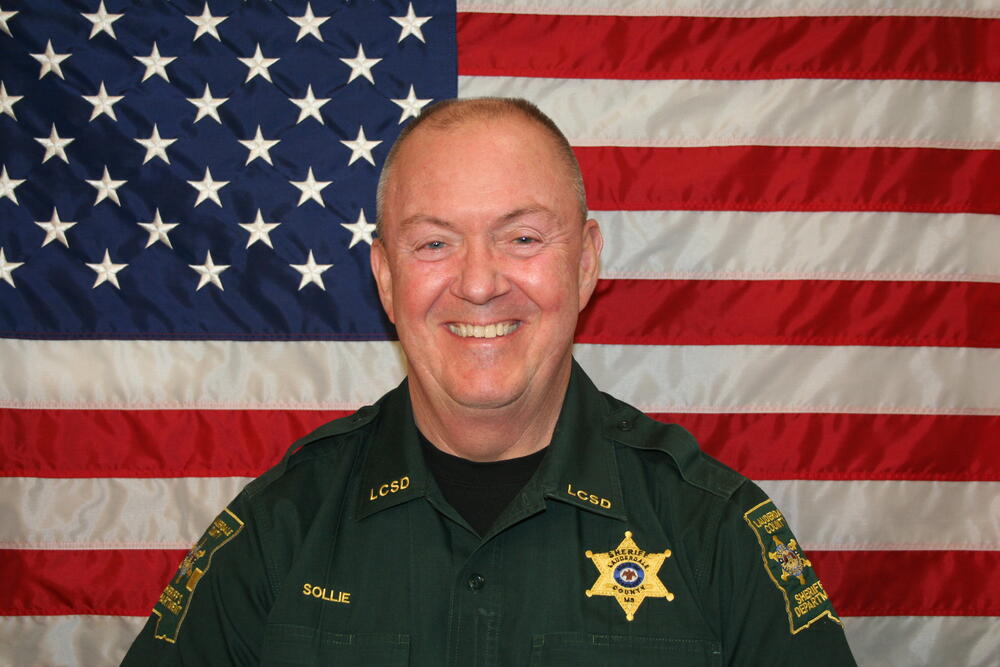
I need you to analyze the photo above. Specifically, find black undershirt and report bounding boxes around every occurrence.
[420,434,546,536]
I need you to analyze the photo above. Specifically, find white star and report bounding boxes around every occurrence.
[340,126,381,166]
[289,2,329,42]
[135,42,176,82]
[82,1,123,40]
[187,84,228,123]
[137,209,179,248]
[239,209,280,248]
[340,209,376,249]
[135,124,177,164]
[35,124,74,164]
[35,209,76,247]
[0,82,22,120]
[86,166,126,206]
[391,85,432,123]
[390,3,431,43]
[340,44,381,84]
[290,167,330,207]
[86,250,127,289]
[289,84,329,124]
[0,165,24,205]
[31,40,71,80]
[0,8,17,37]
[238,43,278,84]
[189,251,229,290]
[187,3,227,41]
[239,125,280,165]
[290,251,332,290]
[82,82,124,121]
[188,167,228,207]
[0,248,23,287]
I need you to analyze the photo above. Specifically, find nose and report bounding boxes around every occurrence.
[451,238,511,305]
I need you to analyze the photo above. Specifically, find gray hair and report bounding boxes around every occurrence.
[374,97,587,239]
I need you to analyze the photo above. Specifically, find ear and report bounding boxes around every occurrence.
[370,238,396,324]
[577,217,604,311]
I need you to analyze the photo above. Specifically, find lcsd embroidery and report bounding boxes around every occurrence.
[152,507,244,642]
[744,499,841,634]
[584,531,675,621]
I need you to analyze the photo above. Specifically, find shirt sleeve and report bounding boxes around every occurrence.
[120,492,272,665]
[715,481,858,666]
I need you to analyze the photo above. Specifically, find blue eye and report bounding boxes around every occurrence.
[423,240,446,250]
[514,236,537,244]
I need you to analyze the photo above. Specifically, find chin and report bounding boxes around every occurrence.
[446,375,524,410]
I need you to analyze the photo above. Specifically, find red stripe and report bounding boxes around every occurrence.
[577,146,1000,214]
[0,409,345,478]
[651,413,1000,482]
[457,14,1000,81]
[578,279,1000,348]
[3,410,997,482]
[3,548,996,617]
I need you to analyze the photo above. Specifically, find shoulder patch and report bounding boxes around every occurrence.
[743,499,841,634]
[152,508,244,643]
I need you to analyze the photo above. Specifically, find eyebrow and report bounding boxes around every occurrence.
[398,207,556,230]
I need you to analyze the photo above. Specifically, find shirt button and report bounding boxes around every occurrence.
[617,419,633,431]
[467,574,486,591]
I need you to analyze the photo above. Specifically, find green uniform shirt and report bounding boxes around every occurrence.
[123,362,856,666]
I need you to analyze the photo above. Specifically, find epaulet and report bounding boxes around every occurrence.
[243,403,380,498]
[602,400,744,500]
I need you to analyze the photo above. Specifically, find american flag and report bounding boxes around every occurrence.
[1,1,998,664]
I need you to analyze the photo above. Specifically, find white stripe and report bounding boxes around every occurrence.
[596,210,1000,282]
[457,0,1000,18]
[459,77,1000,150]
[2,340,998,414]
[0,477,250,550]
[0,615,146,667]
[843,616,1000,667]
[759,480,1000,550]
[6,477,997,550]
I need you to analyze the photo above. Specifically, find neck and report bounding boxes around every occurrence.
[409,363,571,462]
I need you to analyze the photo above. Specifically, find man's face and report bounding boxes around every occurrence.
[372,115,603,414]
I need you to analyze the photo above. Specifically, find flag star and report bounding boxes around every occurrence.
[31,40,71,80]
[86,166,126,206]
[0,248,23,287]
[391,85,432,123]
[238,43,278,83]
[0,82,22,120]
[187,84,228,123]
[340,44,381,84]
[189,251,229,290]
[135,124,177,164]
[188,167,228,207]
[340,126,381,166]
[0,165,24,204]
[391,3,431,43]
[35,124,74,163]
[187,2,227,41]
[239,209,280,248]
[35,209,76,247]
[86,250,127,289]
[340,209,375,249]
[137,208,179,248]
[135,42,176,82]
[289,2,329,42]
[82,82,124,121]
[290,167,330,207]
[289,84,329,124]
[239,125,280,165]
[82,1,123,40]
[290,251,332,290]
[0,7,17,37]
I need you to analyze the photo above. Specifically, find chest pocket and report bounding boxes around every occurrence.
[530,632,722,667]
[261,624,409,666]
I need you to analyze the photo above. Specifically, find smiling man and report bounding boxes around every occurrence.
[123,98,856,665]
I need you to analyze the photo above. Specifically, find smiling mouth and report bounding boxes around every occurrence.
[446,321,521,339]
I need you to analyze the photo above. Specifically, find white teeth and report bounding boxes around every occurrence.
[448,322,519,338]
